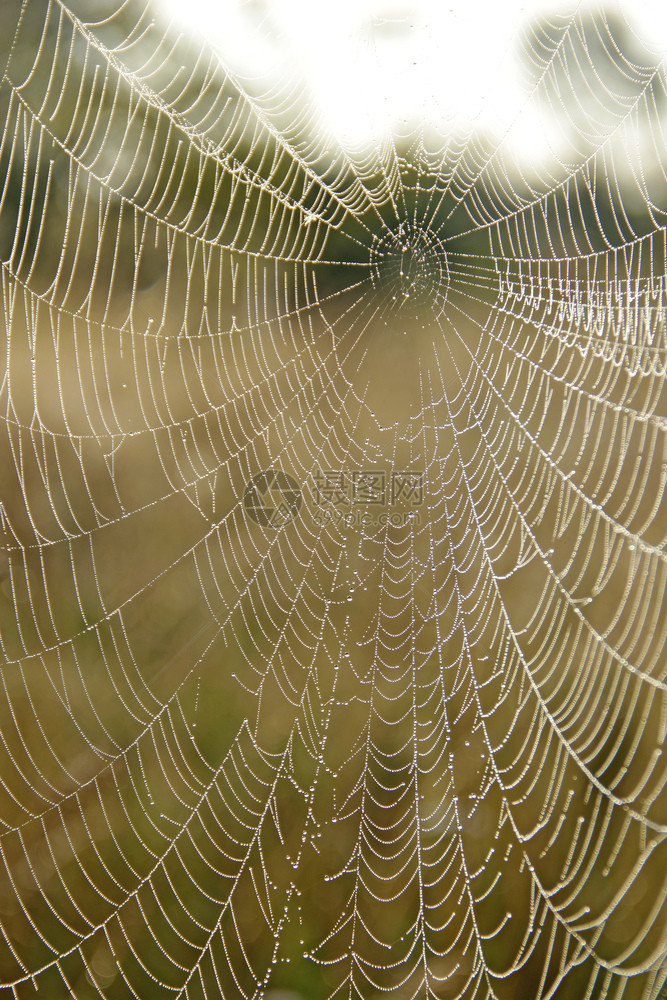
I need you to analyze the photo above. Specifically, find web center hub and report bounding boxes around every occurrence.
[369,224,450,321]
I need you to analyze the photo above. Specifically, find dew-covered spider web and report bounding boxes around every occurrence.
[0,1,666,998]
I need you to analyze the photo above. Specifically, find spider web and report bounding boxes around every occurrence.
[0,1,666,998]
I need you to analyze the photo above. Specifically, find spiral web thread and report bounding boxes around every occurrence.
[0,1,666,998]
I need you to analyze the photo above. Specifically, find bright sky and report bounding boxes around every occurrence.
[158,0,667,150]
